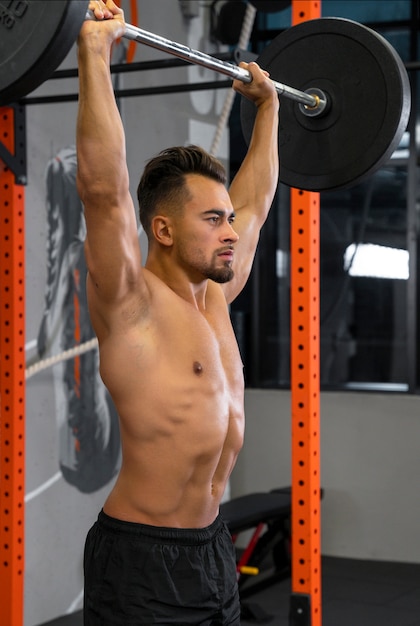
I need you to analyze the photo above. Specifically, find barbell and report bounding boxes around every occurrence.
[0,0,411,191]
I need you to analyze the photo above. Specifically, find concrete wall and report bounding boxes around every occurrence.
[231,389,420,563]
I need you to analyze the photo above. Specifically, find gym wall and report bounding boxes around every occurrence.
[231,389,420,563]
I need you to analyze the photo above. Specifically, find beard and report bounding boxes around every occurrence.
[200,247,235,283]
[178,243,235,283]
[204,264,234,283]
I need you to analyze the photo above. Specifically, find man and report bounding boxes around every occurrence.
[77,1,279,623]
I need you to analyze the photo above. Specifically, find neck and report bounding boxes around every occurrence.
[145,253,208,310]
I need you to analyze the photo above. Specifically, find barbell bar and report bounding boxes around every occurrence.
[0,0,412,192]
[86,11,325,113]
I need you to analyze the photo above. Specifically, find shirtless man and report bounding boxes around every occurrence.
[77,1,279,623]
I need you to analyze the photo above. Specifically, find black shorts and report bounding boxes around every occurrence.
[83,510,240,625]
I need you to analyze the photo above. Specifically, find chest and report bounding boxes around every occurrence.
[100,285,244,412]
[99,292,245,452]
[156,299,243,389]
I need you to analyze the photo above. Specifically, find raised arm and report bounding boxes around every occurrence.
[222,62,280,303]
[76,1,144,340]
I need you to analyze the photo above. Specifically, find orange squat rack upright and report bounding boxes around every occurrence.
[0,104,26,626]
[290,2,322,625]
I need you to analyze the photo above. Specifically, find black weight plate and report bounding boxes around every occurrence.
[0,0,89,106]
[241,17,411,191]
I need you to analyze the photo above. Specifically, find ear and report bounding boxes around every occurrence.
[151,215,173,247]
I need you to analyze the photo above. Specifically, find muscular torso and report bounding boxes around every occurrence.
[94,269,245,528]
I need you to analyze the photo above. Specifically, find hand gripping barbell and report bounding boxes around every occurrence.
[0,0,411,191]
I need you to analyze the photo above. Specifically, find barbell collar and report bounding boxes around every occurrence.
[299,88,329,118]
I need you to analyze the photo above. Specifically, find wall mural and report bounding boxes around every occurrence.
[37,145,121,493]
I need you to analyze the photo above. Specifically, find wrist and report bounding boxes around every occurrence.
[77,30,113,61]
[256,93,280,113]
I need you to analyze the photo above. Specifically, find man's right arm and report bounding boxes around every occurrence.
[76,2,145,337]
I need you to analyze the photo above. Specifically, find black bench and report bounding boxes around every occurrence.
[220,488,293,599]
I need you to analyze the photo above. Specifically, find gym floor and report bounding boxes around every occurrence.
[38,556,420,626]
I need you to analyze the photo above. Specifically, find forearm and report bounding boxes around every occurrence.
[229,63,280,222]
[233,95,279,213]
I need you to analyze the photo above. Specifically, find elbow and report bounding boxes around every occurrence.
[76,169,129,208]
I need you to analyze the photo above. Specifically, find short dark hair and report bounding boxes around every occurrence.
[137,145,227,238]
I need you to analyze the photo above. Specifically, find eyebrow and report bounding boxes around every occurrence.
[201,209,236,219]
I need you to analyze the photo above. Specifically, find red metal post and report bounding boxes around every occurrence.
[290,2,322,625]
[0,106,26,626]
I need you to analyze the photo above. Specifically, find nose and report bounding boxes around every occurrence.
[221,220,239,243]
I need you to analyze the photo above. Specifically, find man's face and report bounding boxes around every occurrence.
[174,174,239,283]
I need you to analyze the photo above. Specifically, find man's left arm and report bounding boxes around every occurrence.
[222,62,279,304]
